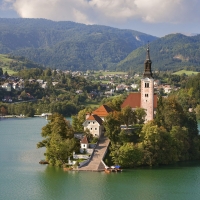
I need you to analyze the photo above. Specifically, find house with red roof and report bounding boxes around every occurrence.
[83,114,104,137]
[92,104,113,121]
[83,104,113,137]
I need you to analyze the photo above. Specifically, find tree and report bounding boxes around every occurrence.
[140,122,178,166]
[135,107,146,124]
[110,142,143,167]
[72,108,93,132]
[104,112,121,143]
[0,67,3,76]
[0,105,7,116]
[4,70,8,77]
[161,96,186,131]
[37,113,77,167]
[120,106,136,128]
[154,96,164,126]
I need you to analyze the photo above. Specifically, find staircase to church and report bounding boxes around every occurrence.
[78,135,110,171]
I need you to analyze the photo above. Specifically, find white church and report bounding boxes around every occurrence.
[121,46,157,122]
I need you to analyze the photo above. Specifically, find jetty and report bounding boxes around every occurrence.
[78,135,110,172]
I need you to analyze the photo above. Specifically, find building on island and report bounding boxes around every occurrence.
[83,105,113,137]
[121,45,157,122]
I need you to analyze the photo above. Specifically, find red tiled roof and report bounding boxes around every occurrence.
[81,135,88,144]
[87,114,103,125]
[121,93,157,109]
[121,93,141,108]
[92,104,113,117]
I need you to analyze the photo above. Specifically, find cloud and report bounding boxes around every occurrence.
[2,0,200,25]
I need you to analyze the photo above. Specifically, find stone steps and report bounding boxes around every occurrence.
[78,136,110,171]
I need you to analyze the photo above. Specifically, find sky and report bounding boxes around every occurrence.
[0,0,200,37]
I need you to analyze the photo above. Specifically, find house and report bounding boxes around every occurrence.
[83,114,104,137]
[92,104,113,121]
[12,82,19,90]
[131,83,139,90]
[82,104,113,138]
[76,90,83,94]
[163,85,172,94]
[80,135,89,153]
[116,84,125,91]
[1,83,12,92]
[28,79,35,83]
[52,82,59,86]
[36,79,44,84]
[121,46,157,122]
[154,80,161,87]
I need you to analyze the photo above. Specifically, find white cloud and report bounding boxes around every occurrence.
[2,0,200,25]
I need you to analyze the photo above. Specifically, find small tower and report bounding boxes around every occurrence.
[140,45,154,121]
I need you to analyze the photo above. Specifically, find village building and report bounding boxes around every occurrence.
[121,46,157,122]
[92,104,113,121]
[1,83,12,92]
[82,104,113,137]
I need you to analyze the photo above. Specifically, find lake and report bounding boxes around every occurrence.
[1,117,200,200]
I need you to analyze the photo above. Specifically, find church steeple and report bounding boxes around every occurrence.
[143,44,153,78]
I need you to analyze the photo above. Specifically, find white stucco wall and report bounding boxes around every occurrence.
[83,120,102,137]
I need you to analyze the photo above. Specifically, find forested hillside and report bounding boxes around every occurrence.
[0,54,44,72]
[0,18,156,71]
[117,33,200,72]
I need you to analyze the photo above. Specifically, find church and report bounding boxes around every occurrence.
[121,46,157,122]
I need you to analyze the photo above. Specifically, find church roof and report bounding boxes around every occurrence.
[121,93,157,109]
[87,114,103,125]
[92,104,113,117]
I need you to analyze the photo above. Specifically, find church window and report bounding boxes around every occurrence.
[145,83,149,88]
[145,94,148,97]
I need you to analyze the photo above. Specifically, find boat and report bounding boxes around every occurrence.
[104,165,122,173]
[63,167,73,171]
[39,160,49,164]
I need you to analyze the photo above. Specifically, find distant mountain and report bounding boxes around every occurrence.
[0,18,157,71]
[117,33,200,72]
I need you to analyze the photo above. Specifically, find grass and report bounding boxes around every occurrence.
[1,67,17,75]
[94,71,127,76]
[0,54,21,75]
[82,100,100,108]
[92,80,110,84]
[173,70,199,76]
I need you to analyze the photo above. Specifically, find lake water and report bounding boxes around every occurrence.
[1,117,200,200]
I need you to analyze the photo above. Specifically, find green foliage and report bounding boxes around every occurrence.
[0,54,44,73]
[110,143,144,167]
[104,112,121,143]
[120,106,136,128]
[0,67,3,76]
[37,113,78,167]
[0,18,156,71]
[107,95,200,168]
[117,33,200,72]
[72,107,93,132]
[173,70,199,76]
[101,94,127,111]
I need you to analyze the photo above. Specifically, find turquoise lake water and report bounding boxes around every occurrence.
[1,117,200,200]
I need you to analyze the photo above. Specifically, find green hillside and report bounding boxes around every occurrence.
[117,33,200,72]
[0,54,44,74]
[0,18,157,71]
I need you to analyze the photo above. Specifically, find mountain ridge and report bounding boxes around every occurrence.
[0,18,157,71]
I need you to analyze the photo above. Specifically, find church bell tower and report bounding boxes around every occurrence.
[140,45,154,122]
